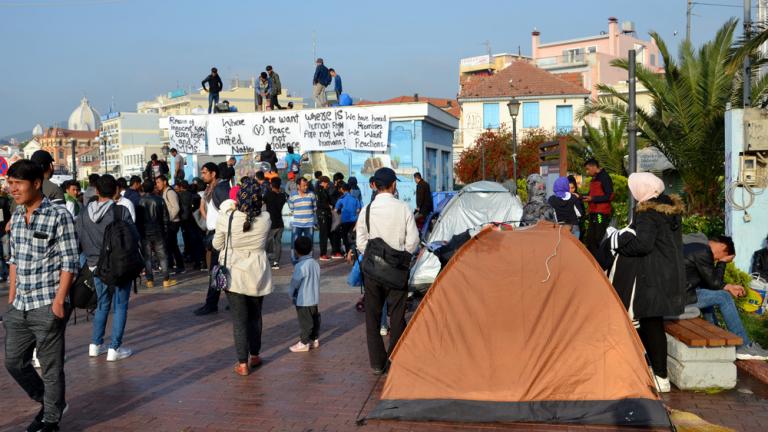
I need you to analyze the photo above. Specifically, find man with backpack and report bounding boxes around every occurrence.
[4,160,79,432]
[356,167,419,375]
[77,175,142,362]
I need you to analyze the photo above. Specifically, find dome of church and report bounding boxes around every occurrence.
[68,97,101,131]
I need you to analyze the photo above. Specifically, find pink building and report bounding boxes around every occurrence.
[531,17,663,99]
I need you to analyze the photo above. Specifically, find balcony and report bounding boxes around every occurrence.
[536,53,590,70]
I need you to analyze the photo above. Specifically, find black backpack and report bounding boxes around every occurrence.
[94,206,144,286]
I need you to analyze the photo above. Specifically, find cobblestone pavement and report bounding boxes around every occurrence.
[1,258,767,431]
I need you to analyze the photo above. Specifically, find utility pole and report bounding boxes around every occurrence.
[745,0,753,107]
[628,49,638,214]
[686,0,693,42]
[483,40,492,73]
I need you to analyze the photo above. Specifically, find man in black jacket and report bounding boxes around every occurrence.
[413,172,433,218]
[202,67,223,114]
[177,181,204,270]
[260,144,278,171]
[315,177,333,261]
[684,234,768,360]
[144,154,169,182]
[138,181,175,289]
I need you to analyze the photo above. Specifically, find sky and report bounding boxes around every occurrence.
[0,0,745,137]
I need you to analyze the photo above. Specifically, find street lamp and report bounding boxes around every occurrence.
[161,143,170,158]
[507,98,521,182]
[101,136,107,174]
[70,138,77,181]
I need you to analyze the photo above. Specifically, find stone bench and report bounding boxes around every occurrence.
[664,318,742,390]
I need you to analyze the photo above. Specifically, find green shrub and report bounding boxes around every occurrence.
[682,214,724,237]
[725,262,751,289]
[517,178,527,203]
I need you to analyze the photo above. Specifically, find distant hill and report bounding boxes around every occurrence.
[0,120,69,144]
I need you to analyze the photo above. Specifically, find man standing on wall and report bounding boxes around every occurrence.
[266,65,284,110]
[329,68,342,101]
[583,158,613,257]
[202,67,223,114]
[312,58,331,108]
[170,148,186,185]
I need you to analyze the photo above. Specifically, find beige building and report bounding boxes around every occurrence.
[99,112,162,178]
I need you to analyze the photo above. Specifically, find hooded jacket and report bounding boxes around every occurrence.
[612,194,686,318]
[520,175,556,226]
[76,200,136,268]
[683,235,726,305]
[587,169,613,215]
[547,194,581,225]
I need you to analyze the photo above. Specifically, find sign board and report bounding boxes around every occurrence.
[460,54,491,67]
[168,116,207,154]
[634,147,675,172]
[744,107,768,151]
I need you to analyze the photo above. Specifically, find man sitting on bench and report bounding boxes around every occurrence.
[684,234,768,360]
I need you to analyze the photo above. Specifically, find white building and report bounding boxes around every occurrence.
[99,112,162,177]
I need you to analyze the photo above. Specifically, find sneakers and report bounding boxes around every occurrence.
[319,255,331,262]
[27,403,67,432]
[145,280,154,289]
[271,262,280,270]
[331,253,344,259]
[380,326,389,336]
[234,363,249,376]
[654,375,671,393]
[311,339,320,349]
[163,279,177,289]
[249,355,263,369]
[88,343,107,357]
[289,341,310,352]
[32,349,40,368]
[736,342,768,360]
[193,305,218,316]
[106,347,133,362]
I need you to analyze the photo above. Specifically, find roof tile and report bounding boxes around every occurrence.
[459,61,589,99]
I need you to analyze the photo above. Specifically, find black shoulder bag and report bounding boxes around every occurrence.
[360,204,412,290]
[210,212,235,292]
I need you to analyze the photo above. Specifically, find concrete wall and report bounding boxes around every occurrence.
[725,108,768,272]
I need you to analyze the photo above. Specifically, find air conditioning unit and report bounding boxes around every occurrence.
[622,21,636,34]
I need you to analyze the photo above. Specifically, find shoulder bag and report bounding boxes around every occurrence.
[361,204,412,290]
[210,212,235,292]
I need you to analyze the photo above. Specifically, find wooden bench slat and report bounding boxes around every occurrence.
[676,319,726,346]
[664,321,708,347]
[687,318,743,346]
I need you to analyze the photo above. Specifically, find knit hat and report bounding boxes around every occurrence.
[553,177,570,199]
[628,172,665,203]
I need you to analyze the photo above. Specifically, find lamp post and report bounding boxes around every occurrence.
[482,126,488,180]
[101,136,107,174]
[70,138,77,181]
[506,98,521,182]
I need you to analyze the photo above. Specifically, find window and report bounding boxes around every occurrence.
[482,103,500,129]
[650,53,656,66]
[556,105,574,133]
[586,46,597,54]
[634,43,645,64]
[562,48,585,63]
[522,102,540,128]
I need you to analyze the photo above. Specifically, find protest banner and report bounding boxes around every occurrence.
[168,116,207,154]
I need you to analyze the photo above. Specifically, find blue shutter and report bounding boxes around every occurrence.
[522,102,540,128]
[556,105,573,133]
[482,103,500,129]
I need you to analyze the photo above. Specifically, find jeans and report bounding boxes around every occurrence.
[363,277,408,370]
[291,227,314,261]
[380,302,388,328]
[296,305,321,344]
[166,222,185,271]
[695,288,751,346]
[142,235,169,282]
[208,92,220,114]
[4,304,70,423]
[92,277,132,350]
[313,83,327,108]
[267,227,284,265]
[317,211,332,256]
[339,222,356,254]
[226,291,264,363]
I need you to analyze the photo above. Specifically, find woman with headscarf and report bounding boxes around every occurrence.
[547,176,583,236]
[519,174,556,226]
[606,172,686,392]
[347,176,362,202]
[213,177,273,376]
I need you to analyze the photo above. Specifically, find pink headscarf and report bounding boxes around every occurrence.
[628,172,665,203]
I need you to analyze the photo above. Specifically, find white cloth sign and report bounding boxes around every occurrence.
[168,116,207,154]
[207,112,303,155]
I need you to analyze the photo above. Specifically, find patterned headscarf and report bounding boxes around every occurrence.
[237,177,262,222]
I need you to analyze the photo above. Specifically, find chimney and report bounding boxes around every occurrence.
[446,100,453,107]
[608,17,618,56]
[414,93,419,102]
[531,28,540,60]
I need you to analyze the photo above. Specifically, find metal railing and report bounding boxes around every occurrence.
[536,53,589,68]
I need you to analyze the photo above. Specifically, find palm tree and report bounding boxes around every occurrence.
[570,117,630,176]
[578,19,750,216]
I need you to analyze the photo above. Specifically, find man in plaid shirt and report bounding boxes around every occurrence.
[3,160,78,432]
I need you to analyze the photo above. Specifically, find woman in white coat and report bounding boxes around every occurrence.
[213,177,273,376]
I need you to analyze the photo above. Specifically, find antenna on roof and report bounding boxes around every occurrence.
[483,40,492,74]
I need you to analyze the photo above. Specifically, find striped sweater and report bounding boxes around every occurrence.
[288,191,316,228]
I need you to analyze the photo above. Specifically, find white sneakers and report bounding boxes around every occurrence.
[32,349,41,368]
[312,339,320,349]
[88,344,106,357]
[107,347,133,362]
[380,326,389,336]
[290,340,320,352]
[655,375,671,393]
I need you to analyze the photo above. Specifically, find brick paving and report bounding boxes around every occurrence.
[0,258,766,431]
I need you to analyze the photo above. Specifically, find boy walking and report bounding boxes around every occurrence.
[4,160,79,432]
[289,236,321,352]
[335,182,361,254]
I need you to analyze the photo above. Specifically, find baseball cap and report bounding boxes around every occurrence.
[372,167,400,186]
[30,150,55,167]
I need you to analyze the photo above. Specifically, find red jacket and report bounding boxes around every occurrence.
[588,169,613,215]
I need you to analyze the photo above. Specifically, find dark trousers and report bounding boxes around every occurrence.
[363,277,408,370]
[181,220,204,268]
[166,222,185,271]
[586,212,611,257]
[267,227,284,265]
[226,292,264,363]
[638,316,667,378]
[317,211,332,256]
[339,222,355,253]
[329,228,342,255]
[269,94,283,110]
[4,304,71,424]
[142,235,169,282]
[296,305,321,344]
[203,231,222,309]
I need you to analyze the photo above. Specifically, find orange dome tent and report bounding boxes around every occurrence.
[368,222,670,428]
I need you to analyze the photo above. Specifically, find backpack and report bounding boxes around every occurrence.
[69,265,96,310]
[94,206,144,286]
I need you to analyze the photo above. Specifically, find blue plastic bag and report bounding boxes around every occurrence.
[347,255,363,287]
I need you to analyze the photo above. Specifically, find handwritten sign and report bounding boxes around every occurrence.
[344,110,388,151]
[168,116,206,154]
[206,114,255,155]
[300,109,346,151]
[257,112,301,152]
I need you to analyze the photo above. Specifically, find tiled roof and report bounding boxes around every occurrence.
[459,61,589,99]
[357,96,460,118]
